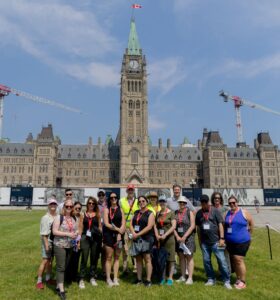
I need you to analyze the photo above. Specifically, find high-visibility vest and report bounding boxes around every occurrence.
[147,204,161,216]
[119,197,138,228]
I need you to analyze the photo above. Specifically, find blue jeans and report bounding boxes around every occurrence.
[201,242,230,283]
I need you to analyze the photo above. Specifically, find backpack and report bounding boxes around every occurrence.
[49,215,64,241]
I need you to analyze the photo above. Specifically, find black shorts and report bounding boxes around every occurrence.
[226,241,250,257]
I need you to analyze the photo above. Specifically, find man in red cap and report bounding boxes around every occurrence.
[119,184,139,274]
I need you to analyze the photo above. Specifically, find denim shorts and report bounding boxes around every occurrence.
[41,239,52,259]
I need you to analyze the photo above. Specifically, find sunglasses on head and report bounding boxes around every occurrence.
[65,205,73,209]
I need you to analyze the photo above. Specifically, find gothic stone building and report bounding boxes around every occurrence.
[0,20,280,189]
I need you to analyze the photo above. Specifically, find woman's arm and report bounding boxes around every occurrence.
[53,216,73,238]
[182,211,195,241]
[162,218,176,240]
[120,208,126,234]
[136,213,155,238]
[244,209,254,234]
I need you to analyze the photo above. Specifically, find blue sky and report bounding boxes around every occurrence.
[1,0,280,147]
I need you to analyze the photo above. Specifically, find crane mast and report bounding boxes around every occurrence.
[219,90,280,146]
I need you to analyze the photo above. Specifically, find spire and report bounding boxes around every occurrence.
[128,18,141,55]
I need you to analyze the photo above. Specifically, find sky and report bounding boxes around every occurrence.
[1,0,280,147]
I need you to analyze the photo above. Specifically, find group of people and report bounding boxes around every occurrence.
[36,185,254,299]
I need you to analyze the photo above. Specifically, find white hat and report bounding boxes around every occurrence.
[177,196,188,203]
[48,198,58,205]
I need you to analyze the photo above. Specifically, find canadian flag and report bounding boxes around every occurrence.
[132,4,142,9]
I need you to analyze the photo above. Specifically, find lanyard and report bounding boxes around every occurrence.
[202,207,211,221]
[86,212,94,229]
[228,208,239,225]
[159,209,168,228]
[65,217,73,232]
[136,209,147,225]
[177,208,186,226]
[109,207,118,221]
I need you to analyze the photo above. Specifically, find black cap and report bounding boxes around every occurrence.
[200,194,209,203]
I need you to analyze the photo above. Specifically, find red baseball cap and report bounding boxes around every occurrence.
[127,184,135,190]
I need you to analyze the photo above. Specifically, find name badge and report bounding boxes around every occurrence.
[178,227,184,233]
[101,218,104,224]
[134,225,140,232]
[227,228,232,234]
[159,229,165,236]
[203,223,210,230]
[86,230,92,237]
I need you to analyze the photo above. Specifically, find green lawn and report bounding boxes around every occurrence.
[0,210,279,300]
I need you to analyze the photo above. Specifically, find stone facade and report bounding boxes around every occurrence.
[0,20,280,189]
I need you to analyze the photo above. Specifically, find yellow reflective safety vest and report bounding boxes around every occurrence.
[119,197,138,228]
[147,204,161,216]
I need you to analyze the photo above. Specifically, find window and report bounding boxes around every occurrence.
[129,100,133,109]
[131,149,138,164]
[136,100,140,109]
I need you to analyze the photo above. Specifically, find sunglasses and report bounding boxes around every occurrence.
[88,202,95,205]
[66,193,73,196]
[214,197,221,199]
[75,207,82,211]
[65,205,73,209]
[110,196,117,200]
[98,194,105,197]
[229,202,236,205]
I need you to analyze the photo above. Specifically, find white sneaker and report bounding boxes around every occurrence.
[90,278,98,286]
[186,278,193,285]
[79,280,85,289]
[176,276,186,283]
[113,279,120,286]
[205,279,215,286]
[224,282,232,290]
[107,279,114,288]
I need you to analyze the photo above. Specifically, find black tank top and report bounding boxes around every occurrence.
[132,209,153,240]
[108,207,122,228]
[82,213,99,234]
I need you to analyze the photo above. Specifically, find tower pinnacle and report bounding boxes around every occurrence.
[127,18,141,55]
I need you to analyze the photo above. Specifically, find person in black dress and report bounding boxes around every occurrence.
[130,195,155,287]
[103,192,125,287]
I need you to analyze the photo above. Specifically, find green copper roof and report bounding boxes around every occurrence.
[183,137,190,144]
[128,18,141,55]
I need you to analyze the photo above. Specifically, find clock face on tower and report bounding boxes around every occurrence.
[129,60,139,70]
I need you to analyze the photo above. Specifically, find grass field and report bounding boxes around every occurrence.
[0,210,280,300]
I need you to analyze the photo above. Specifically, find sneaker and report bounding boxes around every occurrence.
[186,278,193,285]
[176,276,186,283]
[234,279,241,287]
[58,291,66,300]
[107,279,114,288]
[36,282,44,289]
[79,280,85,289]
[235,281,246,290]
[160,279,166,285]
[205,279,215,286]
[144,281,152,287]
[113,279,120,286]
[90,278,98,286]
[46,279,56,286]
[166,279,173,286]
[224,282,232,290]
[134,279,143,285]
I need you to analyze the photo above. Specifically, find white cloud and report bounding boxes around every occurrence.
[0,0,120,88]
[149,116,166,131]
[148,57,187,95]
[206,53,280,80]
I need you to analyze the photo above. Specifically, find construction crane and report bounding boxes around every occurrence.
[219,90,280,145]
[0,83,82,140]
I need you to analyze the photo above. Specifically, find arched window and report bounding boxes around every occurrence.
[139,81,142,92]
[131,149,138,164]
[38,176,41,184]
[136,100,140,109]
[129,100,133,109]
